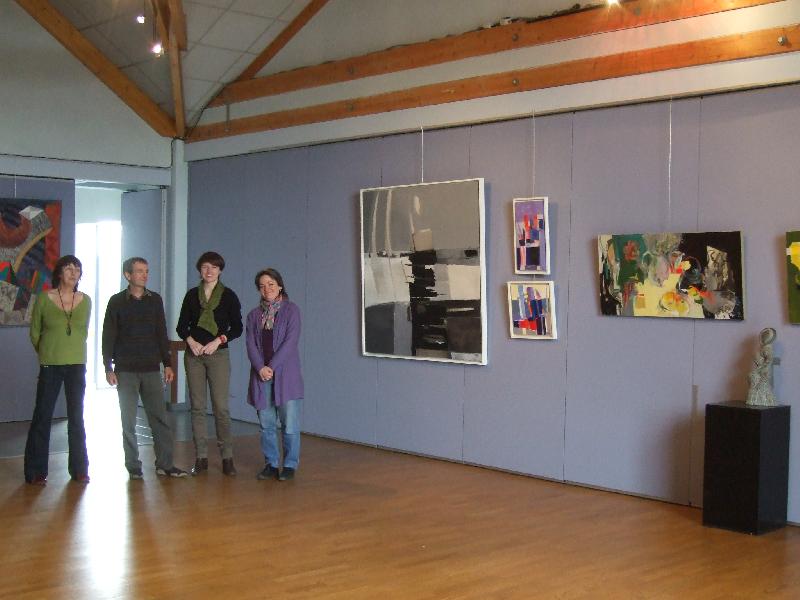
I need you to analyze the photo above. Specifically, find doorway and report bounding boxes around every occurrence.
[75,219,122,389]
[75,185,165,460]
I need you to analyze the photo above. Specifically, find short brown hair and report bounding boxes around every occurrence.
[123,257,148,274]
[196,251,225,271]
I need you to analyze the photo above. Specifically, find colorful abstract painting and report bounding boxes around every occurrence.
[787,231,800,324]
[598,231,744,320]
[0,198,61,326]
[513,197,550,274]
[361,179,487,364]
[507,281,557,339]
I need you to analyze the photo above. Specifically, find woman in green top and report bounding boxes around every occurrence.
[24,255,91,485]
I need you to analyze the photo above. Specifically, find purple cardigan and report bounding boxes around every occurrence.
[245,300,304,409]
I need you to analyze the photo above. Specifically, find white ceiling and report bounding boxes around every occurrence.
[48,0,313,124]
[44,0,598,130]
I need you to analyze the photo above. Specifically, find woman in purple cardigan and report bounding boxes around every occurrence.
[246,268,304,481]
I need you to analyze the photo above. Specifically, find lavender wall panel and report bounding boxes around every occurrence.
[0,175,74,422]
[373,130,467,459]
[693,86,800,513]
[121,189,163,293]
[565,102,696,502]
[187,150,311,423]
[462,115,570,478]
[187,156,251,420]
[239,149,309,422]
[303,139,382,445]
[666,98,706,506]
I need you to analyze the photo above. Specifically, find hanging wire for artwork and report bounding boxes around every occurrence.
[667,98,673,226]
[420,126,425,183]
[530,109,537,196]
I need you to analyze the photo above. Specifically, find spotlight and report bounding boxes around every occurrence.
[151,41,163,55]
[136,14,145,24]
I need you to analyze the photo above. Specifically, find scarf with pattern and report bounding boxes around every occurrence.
[260,296,282,331]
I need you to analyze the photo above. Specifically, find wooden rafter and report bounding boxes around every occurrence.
[233,0,331,82]
[208,0,780,108]
[168,33,185,137]
[16,0,176,137]
[188,23,800,143]
[168,0,186,137]
[168,0,187,50]
[151,0,170,51]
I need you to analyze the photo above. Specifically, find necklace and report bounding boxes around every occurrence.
[58,288,75,336]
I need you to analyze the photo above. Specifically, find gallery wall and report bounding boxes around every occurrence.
[187,83,800,520]
[2,3,171,169]
[0,175,75,422]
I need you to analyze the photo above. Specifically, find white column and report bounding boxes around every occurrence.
[168,140,189,405]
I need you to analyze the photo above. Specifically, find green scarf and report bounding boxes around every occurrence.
[198,281,224,336]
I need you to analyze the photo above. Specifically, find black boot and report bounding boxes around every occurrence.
[222,458,237,476]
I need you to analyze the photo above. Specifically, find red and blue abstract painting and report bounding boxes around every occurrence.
[507,281,557,339]
[513,197,550,275]
[0,198,61,326]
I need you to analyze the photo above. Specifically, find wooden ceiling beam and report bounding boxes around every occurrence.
[168,0,187,50]
[168,28,185,137]
[151,0,170,49]
[189,23,800,143]
[209,0,780,108]
[233,0,331,82]
[167,0,186,136]
[16,0,176,137]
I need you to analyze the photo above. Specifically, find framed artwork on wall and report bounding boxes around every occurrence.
[513,197,550,274]
[360,178,487,365]
[507,281,557,340]
[0,198,61,327]
[787,231,800,324]
[598,231,744,320]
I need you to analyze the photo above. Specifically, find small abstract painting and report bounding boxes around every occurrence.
[507,281,557,339]
[598,231,744,320]
[787,231,800,324]
[0,198,61,326]
[513,197,550,274]
[361,179,487,364]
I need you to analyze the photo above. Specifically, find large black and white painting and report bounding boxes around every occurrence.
[360,179,487,365]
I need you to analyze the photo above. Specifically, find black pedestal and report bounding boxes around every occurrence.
[703,401,790,535]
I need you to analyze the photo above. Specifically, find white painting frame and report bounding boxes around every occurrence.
[360,178,487,365]
[507,280,557,340]
[513,197,550,275]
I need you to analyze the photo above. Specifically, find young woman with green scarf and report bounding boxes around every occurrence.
[176,251,243,476]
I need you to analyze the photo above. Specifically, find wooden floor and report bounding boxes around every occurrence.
[1,433,799,600]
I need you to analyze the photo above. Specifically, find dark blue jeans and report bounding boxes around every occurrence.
[24,364,89,481]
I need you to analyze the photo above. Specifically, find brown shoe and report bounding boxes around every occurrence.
[222,458,237,476]
[192,458,208,475]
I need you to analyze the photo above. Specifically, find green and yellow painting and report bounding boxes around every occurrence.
[787,231,800,324]
[598,231,744,320]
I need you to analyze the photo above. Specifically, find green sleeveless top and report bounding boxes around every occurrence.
[29,291,92,365]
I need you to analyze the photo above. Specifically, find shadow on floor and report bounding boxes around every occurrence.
[0,409,260,459]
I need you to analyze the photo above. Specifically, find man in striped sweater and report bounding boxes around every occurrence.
[102,257,188,479]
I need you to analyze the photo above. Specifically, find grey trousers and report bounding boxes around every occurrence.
[117,371,174,472]
[184,349,233,459]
